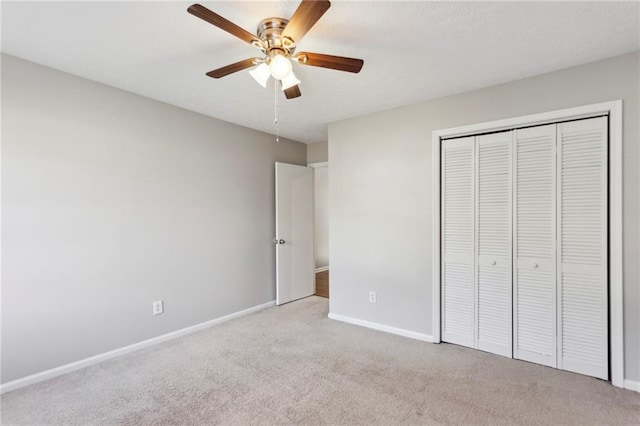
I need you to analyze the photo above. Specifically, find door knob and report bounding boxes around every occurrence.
[279,239,285,244]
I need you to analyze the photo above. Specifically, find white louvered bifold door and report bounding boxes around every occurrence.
[513,124,557,367]
[441,137,475,348]
[475,132,512,357]
[557,117,608,380]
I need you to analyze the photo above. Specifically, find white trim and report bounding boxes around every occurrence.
[623,380,640,393]
[307,161,328,168]
[328,313,433,342]
[314,266,329,273]
[432,100,624,387]
[432,124,441,343]
[433,104,614,140]
[0,300,276,395]
[608,101,624,388]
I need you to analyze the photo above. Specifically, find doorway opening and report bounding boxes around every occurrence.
[309,161,329,298]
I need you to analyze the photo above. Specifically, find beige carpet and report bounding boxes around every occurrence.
[2,296,639,425]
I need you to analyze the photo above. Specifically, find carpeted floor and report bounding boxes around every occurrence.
[2,296,639,425]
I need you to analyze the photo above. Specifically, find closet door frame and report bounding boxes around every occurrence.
[432,100,624,388]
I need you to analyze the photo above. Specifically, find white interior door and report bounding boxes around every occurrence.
[475,131,512,357]
[557,117,608,380]
[441,137,476,348]
[275,162,314,305]
[440,117,609,379]
[513,124,557,367]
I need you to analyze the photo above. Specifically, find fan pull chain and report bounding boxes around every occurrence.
[274,80,280,143]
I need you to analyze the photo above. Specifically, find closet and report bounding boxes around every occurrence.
[441,116,608,380]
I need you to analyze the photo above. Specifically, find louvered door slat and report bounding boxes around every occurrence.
[476,132,512,357]
[513,124,557,367]
[442,137,475,348]
[557,117,608,380]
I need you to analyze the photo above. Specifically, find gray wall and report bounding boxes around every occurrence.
[329,52,640,382]
[1,54,307,383]
[307,142,328,164]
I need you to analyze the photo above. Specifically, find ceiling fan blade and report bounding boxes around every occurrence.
[206,58,261,79]
[188,4,261,48]
[283,84,302,99]
[295,52,364,73]
[281,0,331,45]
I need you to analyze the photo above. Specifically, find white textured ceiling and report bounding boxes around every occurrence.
[2,1,639,143]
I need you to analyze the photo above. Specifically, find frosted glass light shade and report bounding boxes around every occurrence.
[269,54,292,80]
[249,63,270,88]
[280,71,300,90]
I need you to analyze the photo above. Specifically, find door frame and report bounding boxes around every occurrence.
[431,100,624,388]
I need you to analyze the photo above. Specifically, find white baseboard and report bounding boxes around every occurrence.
[623,379,640,393]
[328,312,433,343]
[314,266,329,273]
[0,300,276,395]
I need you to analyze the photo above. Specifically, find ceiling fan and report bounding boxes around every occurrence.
[187,0,364,99]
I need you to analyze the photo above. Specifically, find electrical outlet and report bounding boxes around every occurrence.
[369,291,376,303]
[153,300,164,316]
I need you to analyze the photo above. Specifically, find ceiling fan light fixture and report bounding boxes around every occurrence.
[269,53,293,80]
[249,63,270,88]
[281,71,300,90]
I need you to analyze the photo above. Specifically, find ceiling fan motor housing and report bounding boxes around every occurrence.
[257,17,295,59]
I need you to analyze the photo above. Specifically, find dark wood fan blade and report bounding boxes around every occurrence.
[295,52,363,73]
[188,4,260,47]
[283,84,302,99]
[281,0,331,45]
[206,58,261,79]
